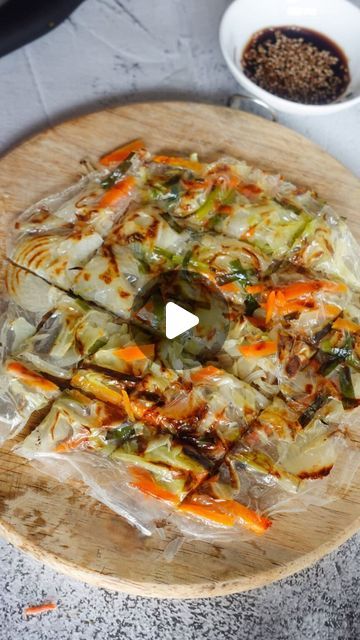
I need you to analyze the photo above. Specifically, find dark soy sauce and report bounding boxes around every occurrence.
[242,26,350,105]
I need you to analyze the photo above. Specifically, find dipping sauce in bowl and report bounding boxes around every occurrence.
[242,26,350,105]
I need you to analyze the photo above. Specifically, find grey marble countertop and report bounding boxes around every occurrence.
[0,1,359,638]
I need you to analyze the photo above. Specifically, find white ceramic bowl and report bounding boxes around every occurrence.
[220,0,360,115]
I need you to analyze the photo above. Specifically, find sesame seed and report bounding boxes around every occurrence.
[242,27,350,105]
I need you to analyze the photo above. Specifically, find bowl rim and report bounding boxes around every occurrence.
[219,0,360,114]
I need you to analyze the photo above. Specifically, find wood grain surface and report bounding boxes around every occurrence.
[0,102,360,598]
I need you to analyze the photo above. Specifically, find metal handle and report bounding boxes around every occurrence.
[228,94,277,122]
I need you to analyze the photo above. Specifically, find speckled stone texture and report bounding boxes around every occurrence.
[0,534,359,640]
[0,0,360,637]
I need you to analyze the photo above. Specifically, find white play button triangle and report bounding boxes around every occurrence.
[165,301,199,339]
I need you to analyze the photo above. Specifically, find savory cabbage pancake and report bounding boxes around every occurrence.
[3,138,360,540]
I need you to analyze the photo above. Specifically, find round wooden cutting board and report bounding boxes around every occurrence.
[1,102,360,598]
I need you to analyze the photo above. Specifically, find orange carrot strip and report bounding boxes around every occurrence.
[218,205,233,215]
[55,435,89,453]
[214,173,239,191]
[238,183,262,198]
[99,176,136,208]
[275,291,287,308]
[71,372,124,407]
[246,284,265,294]
[152,155,203,173]
[323,304,342,318]
[265,290,276,324]
[279,281,321,300]
[219,281,238,293]
[282,300,312,315]
[333,317,360,333]
[280,301,339,318]
[131,481,179,504]
[100,139,144,166]
[320,280,348,294]
[179,497,271,533]
[191,365,223,384]
[130,467,179,504]
[6,361,58,393]
[241,224,257,239]
[24,603,57,617]
[278,280,347,301]
[222,500,272,534]
[227,174,241,190]
[239,340,277,358]
[114,344,155,362]
[262,281,345,320]
[178,501,236,526]
[121,389,135,422]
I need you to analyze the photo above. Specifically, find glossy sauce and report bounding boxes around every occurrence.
[242,26,350,105]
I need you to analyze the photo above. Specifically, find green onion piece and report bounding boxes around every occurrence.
[299,395,328,428]
[182,250,192,268]
[145,443,206,474]
[216,259,252,286]
[188,258,209,272]
[207,213,224,229]
[153,246,174,260]
[76,299,91,312]
[87,336,108,356]
[194,186,223,221]
[149,176,183,209]
[320,357,343,376]
[313,320,337,344]
[347,353,360,372]
[319,332,353,374]
[152,294,165,330]
[153,246,183,267]
[101,156,133,189]
[320,332,353,358]
[107,424,135,443]
[320,344,352,359]
[161,212,183,233]
[131,243,151,273]
[339,365,355,400]
[230,259,253,284]
[244,294,260,316]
